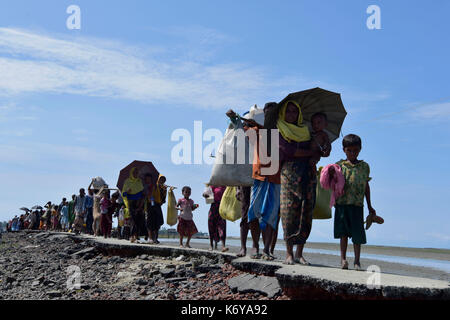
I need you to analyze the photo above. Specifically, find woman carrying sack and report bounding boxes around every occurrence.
[203,186,228,252]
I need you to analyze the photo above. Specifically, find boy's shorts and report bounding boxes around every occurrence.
[334,204,367,245]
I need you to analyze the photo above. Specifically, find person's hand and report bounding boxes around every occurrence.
[368,206,376,216]
[127,189,132,194]
[226,109,236,119]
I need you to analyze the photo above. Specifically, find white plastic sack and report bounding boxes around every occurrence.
[203,186,215,204]
[208,120,254,187]
[243,104,265,126]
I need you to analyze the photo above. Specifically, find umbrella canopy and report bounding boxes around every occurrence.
[31,205,43,210]
[19,207,30,212]
[116,160,159,192]
[269,87,347,142]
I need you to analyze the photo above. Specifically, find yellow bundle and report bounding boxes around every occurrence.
[166,188,178,226]
[219,186,242,222]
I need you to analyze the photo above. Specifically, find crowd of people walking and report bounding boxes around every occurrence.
[5,97,383,270]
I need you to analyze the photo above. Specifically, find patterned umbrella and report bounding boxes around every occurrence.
[116,160,159,192]
[265,87,347,142]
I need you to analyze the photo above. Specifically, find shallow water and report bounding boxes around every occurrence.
[156,238,450,273]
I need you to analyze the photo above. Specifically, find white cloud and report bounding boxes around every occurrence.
[0,27,282,109]
[410,102,450,120]
[0,27,390,111]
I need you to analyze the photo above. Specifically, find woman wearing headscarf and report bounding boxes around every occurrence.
[203,186,228,252]
[146,174,167,244]
[122,167,145,243]
[278,100,321,265]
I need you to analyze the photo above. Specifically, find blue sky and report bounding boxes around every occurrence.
[0,0,449,249]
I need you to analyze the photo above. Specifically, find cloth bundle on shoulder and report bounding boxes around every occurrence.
[218,186,242,222]
[320,164,345,208]
[203,186,215,204]
[208,120,253,187]
[166,188,178,226]
[313,167,332,219]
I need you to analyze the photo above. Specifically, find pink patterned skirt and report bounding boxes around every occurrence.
[177,217,198,237]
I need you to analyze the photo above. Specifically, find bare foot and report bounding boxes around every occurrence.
[283,256,295,265]
[341,260,349,269]
[185,244,191,248]
[221,247,229,252]
[237,248,246,257]
[354,263,362,271]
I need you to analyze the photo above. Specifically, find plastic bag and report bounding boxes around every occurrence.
[203,186,215,204]
[219,186,242,222]
[166,188,178,226]
[313,167,332,220]
[243,104,265,126]
[208,120,254,187]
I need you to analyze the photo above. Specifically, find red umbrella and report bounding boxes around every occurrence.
[116,160,159,192]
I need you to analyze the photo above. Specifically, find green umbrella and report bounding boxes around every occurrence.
[266,87,347,142]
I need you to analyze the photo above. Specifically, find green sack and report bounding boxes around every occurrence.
[313,167,332,220]
[219,186,242,222]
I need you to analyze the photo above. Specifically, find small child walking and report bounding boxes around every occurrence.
[327,134,382,270]
[176,186,199,248]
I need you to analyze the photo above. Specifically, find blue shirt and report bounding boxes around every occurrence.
[85,195,93,209]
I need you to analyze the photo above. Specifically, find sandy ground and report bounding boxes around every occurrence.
[158,239,450,282]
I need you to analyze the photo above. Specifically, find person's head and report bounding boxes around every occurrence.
[72,194,76,200]
[342,134,362,162]
[264,102,278,115]
[285,102,300,124]
[130,167,138,179]
[88,189,94,196]
[79,188,85,196]
[102,189,110,198]
[158,175,166,186]
[111,191,119,202]
[182,186,191,198]
[311,112,328,132]
[121,204,125,209]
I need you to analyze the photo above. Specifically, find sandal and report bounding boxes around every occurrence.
[365,215,373,230]
[373,215,384,224]
[354,263,362,271]
[262,253,274,261]
[295,257,311,265]
[250,253,261,259]
[236,250,246,257]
